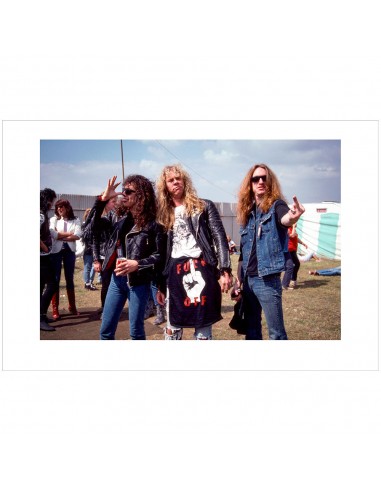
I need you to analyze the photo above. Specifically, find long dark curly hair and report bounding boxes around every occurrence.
[40,188,57,214]
[54,199,76,220]
[123,174,157,228]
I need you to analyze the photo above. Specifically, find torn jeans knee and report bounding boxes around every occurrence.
[164,326,183,340]
[194,325,212,340]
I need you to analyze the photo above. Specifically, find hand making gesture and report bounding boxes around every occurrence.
[101,176,122,202]
[282,195,305,226]
[289,195,305,219]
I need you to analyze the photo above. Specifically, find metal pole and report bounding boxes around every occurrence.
[120,140,125,182]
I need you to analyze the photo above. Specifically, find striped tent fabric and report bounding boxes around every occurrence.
[296,202,341,260]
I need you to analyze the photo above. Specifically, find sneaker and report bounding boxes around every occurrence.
[40,319,55,331]
[85,283,97,290]
[290,280,297,289]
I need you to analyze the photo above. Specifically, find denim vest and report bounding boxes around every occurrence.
[240,201,289,278]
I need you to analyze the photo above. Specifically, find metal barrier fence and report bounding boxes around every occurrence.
[48,194,241,248]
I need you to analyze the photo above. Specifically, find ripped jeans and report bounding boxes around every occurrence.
[164,325,213,340]
[164,289,212,340]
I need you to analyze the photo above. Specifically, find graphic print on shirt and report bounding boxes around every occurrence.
[167,256,222,328]
[181,258,206,305]
[171,205,202,259]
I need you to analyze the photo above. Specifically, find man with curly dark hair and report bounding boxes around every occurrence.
[91,175,166,340]
[40,187,57,331]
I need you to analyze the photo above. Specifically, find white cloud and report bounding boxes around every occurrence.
[40,140,340,203]
[203,148,239,164]
[137,159,165,178]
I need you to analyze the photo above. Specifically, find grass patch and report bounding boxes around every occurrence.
[55,254,340,340]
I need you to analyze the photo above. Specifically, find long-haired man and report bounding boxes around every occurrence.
[92,175,166,340]
[156,164,232,340]
[233,163,305,340]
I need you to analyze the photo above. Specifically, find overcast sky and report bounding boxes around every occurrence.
[40,139,340,204]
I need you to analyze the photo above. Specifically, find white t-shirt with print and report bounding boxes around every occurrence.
[171,205,202,259]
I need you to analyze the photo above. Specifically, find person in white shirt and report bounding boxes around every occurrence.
[49,199,82,319]
[156,164,232,340]
[227,235,237,254]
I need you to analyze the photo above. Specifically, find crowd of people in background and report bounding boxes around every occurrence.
[40,162,338,339]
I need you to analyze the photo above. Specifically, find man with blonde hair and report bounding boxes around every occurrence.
[156,164,232,340]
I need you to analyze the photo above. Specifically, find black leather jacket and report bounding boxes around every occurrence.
[163,199,231,277]
[92,212,116,262]
[92,198,166,286]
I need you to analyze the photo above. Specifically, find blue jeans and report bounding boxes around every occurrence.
[316,267,341,276]
[151,283,159,307]
[243,274,288,340]
[83,253,95,284]
[100,273,150,340]
[282,252,294,288]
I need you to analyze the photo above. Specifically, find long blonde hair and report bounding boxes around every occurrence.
[236,164,286,226]
[156,164,205,231]
[83,208,92,222]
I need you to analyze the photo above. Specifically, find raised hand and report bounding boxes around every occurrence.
[101,176,122,202]
[288,195,305,221]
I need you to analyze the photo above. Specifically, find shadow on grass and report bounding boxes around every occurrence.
[48,307,129,330]
[296,279,331,289]
[221,304,234,314]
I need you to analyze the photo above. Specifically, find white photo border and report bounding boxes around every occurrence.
[2,119,378,371]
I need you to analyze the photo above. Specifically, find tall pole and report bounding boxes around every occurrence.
[120,140,125,182]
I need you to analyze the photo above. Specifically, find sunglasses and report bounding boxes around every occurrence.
[122,188,136,195]
[251,175,267,183]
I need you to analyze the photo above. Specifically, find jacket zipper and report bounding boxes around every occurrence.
[125,229,154,271]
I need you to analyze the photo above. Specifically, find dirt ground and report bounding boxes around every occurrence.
[40,307,167,340]
[40,299,242,340]
[40,255,340,341]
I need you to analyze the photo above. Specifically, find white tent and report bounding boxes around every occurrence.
[295,202,341,260]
